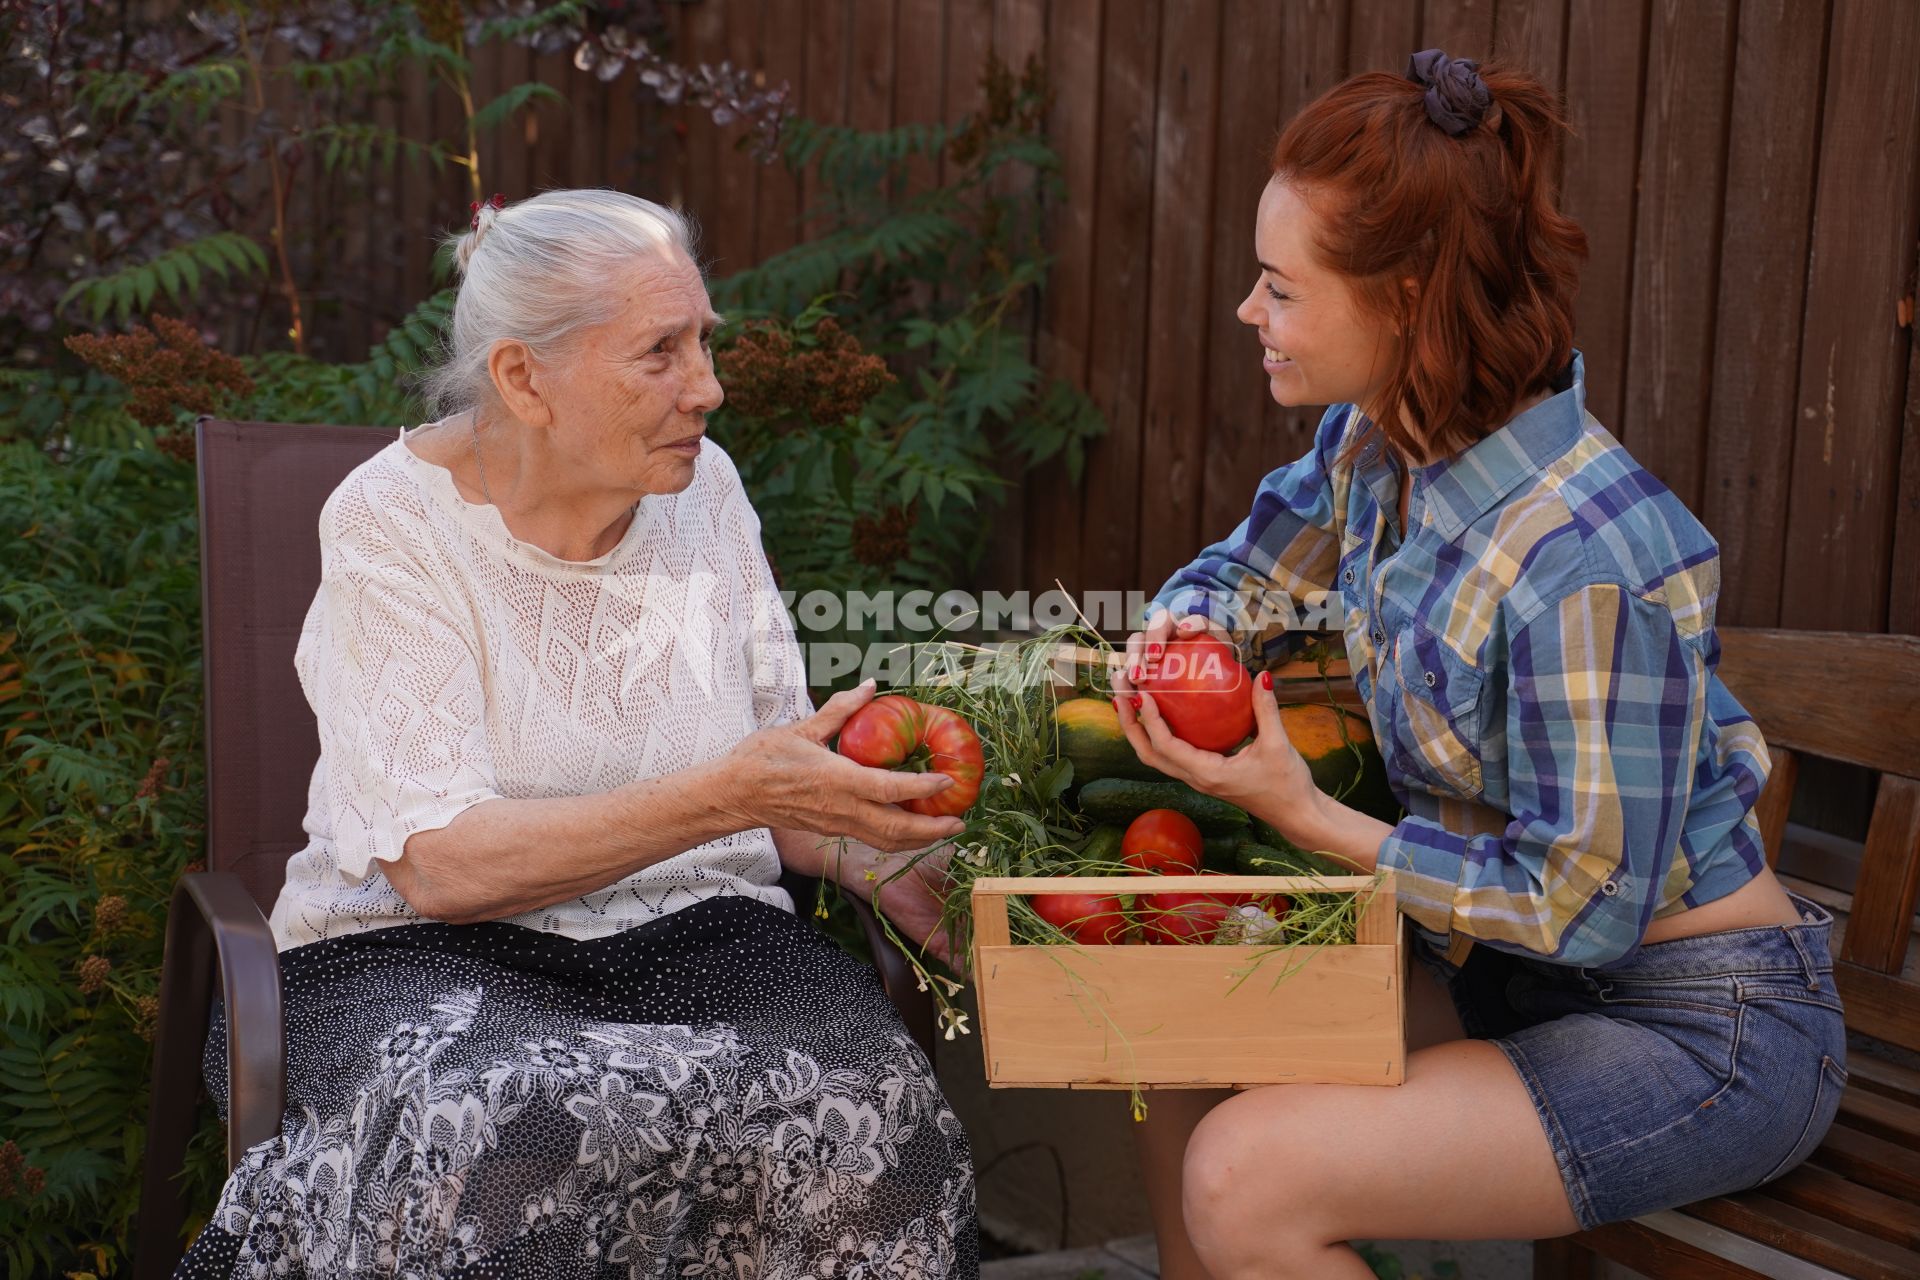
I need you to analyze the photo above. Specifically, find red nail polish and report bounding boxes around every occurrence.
[1131,696,1143,710]
[1149,643,1162,656]
[1130,667,1140,681]
[1261,671,1273,689]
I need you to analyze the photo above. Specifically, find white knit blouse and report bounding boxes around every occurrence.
[267,427,812,951]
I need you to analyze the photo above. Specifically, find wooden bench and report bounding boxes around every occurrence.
[134,419,933,1276]
[1535,628,1920,1280]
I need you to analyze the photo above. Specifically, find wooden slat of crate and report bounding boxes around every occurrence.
[971,874,1405,1089]
[976,940,1403,1088]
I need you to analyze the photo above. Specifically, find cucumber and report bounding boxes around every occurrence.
[1201,834,1242,874]
[1075,778,1251,835]
[1234,838,1348,878]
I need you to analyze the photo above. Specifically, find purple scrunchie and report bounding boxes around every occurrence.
[1406,48,1491,135]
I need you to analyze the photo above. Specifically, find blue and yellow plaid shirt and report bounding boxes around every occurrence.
[1150,354,1771,967]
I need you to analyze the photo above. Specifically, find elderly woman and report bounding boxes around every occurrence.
[179,190,978,1278]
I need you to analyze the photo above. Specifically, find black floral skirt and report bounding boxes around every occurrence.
[178,895,978,1278]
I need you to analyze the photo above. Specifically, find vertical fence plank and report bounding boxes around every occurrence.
[804,0,853,218]
[401,62,438,311]
[1199,0,1287,551]
[894,0,947,197]
[676,1,726,254]
[1618,0,1736,510]
[1025,0,1103,601]
[1135,3,1222,591]
[1702,0,1827,628]
[530,47,573,190]
[981,0,1047,599]
[569,59,607,191]
[1559,0,1649,432]
[943,0,993,180]
[1491,0,1568,91]
[494,39,534,203]
[1890,321,1920,636]
[1076,0,1160,594]
[1422,0,1496,56]
[1780,0,1920,633]
[707,0,765,274]
[849,0,897,134]
[753,0,809,260]
[1347,0,1421,74]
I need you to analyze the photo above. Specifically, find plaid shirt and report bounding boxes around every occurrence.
[1150,354,1771,967]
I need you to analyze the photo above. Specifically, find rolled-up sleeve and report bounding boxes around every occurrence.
[1147,403,1349,665]
[1377,582,1709,966]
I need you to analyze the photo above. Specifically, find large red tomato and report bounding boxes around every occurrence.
[1120,809,1204,876]
[1031,892,1130,945]
[1137,633,1255,752]
[1141,885,1285,944]
[835,695,985,817]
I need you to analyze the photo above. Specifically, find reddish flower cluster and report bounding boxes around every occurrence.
[76,954,111,996]
[0,1140,45,1200]
[850,502,917,572]
[92,894,127,936]
[949,55,1052,167]
[135,994,161,1042]
[134,755,172,801]
[64,316,254,450]
[717,318,894,430]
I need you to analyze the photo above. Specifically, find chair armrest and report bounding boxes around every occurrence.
[136,873,285,1277]
[173,873,285,1165]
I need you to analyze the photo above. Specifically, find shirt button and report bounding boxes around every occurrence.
[1343,568,1355,585]
[1372,628,1384,645]
[1423,670,1437,688]
[1600,879,1620,897]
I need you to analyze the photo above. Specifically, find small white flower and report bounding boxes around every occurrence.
[936,977,963,997]
[1003,772,1023,787]
[940,1010,972,1040]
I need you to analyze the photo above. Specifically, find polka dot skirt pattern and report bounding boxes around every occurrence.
[179,896,978,1279]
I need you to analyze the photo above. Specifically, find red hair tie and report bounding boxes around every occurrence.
[469,192,507,230]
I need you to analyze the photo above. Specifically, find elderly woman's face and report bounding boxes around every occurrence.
[1236,179,1398,413]
[539,250,723,495]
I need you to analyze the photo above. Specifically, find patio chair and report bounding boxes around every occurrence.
[134,417,934,1277]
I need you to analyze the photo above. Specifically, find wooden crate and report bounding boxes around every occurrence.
[970,873,1407,1089]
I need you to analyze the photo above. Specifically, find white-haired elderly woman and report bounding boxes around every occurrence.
[179,191,979,1279]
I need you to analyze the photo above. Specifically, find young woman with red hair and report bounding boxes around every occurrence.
[1110,52,1844,1280]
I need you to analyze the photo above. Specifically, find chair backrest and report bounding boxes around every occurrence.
[1717,627,1920,1053]
[196,418,392,912]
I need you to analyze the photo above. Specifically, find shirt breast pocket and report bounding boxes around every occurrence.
[1387,623,1487,800]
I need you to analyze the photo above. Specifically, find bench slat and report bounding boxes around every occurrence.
[1766,1161,1920,1249]
[1683,1192,1920,1280]
[1716,630,1920,775]
[1572,1217,1816,1280]
[1834,1087,1920,1150]
[1808,1125,1920,1204]
[1847,1051,1920,1109]
[1833,963,1920,1057]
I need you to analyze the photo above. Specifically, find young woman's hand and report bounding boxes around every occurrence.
[1114,669,1320,837]
[1111,611,1230,696]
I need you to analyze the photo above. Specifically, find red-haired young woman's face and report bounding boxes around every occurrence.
[1236,179,1399,414]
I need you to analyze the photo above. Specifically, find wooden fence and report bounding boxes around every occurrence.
[285,0,1920,637]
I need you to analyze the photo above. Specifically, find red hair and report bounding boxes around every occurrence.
[1272,61,1589,462]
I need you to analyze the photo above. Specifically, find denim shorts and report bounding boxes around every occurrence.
[1419,893,1848,1230]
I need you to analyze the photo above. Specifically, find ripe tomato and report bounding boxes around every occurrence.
[1120,809,1204,876]
[835,695,985,817]
[1137,633,1255,752]
[1031,892,1130,945]
[1140,891,1235,944]
[1142,885,1281,944]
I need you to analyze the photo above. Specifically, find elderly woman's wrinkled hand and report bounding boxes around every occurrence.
[722,680,969,852]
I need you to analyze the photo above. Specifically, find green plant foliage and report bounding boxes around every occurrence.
[0,425,225,1277]
[58,234,270,329]
[710,57,1106,674]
